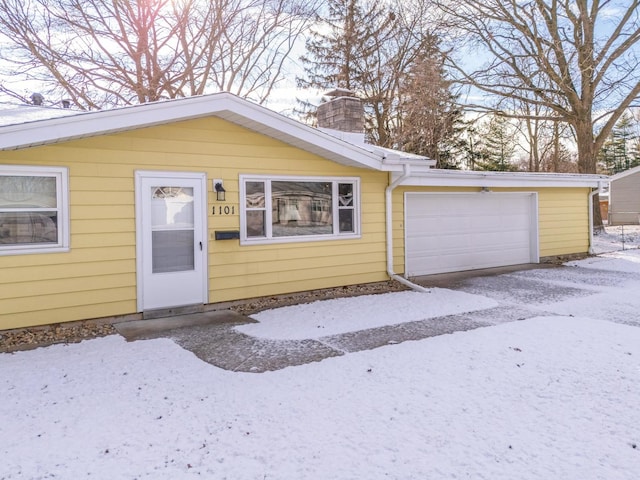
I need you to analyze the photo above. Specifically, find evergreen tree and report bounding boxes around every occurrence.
[297,0,395,124]
[598,113,640,174]
[598,136,618,174]
[395,38,465,168]
[297,0,462,155]
[476,115,518,171]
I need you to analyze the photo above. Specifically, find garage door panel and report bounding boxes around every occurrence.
[410,241,529,262]
[405,193,538,276]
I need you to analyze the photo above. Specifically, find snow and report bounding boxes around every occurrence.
[567,249,640,274]
[236,289,497,340]
[2,236,640,478]
[0,102,79,126]
[592,224,640,254]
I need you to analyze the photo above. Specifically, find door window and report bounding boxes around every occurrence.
[150,186,195,273]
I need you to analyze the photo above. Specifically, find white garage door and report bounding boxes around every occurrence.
[405,192,538,276]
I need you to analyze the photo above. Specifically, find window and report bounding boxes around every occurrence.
[0,166,69,255]
[240,176,360,244]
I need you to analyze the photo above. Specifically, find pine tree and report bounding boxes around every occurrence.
[297,0,395,125]
[476,115,518,171]
[395,38,465,168]
[598,136,618,174]
[598,113,640,174]
[296,0,461,154]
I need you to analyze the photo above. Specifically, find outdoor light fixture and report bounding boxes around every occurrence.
[214,180,226,201]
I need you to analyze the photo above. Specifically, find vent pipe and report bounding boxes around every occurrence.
[30,93,44,106]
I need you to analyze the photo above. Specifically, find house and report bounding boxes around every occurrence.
[0,92,607,331]
[608,166,640,225]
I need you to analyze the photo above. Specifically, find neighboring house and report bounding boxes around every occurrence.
[0,92,607,331]
[608,166,640,225]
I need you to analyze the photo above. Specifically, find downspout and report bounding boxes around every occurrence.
[588,182,604,255]
[385,164,431,293]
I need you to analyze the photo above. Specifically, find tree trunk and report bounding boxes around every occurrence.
[592,192,604,235]
[575,121,604,232]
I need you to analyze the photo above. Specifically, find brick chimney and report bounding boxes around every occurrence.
[317,89,363,134]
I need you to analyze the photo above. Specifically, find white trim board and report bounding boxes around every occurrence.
[0,93,386,170]
[395,170,607,188]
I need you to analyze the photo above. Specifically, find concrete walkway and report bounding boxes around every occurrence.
[115,262,640,373]
[115,307,510,373]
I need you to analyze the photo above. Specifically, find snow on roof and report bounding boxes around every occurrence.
[0,102,81,127]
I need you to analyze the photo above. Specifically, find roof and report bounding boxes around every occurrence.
[0,93,612,188]
[0,102,79,126]
[610,165,640,181]
[0,93,428,171]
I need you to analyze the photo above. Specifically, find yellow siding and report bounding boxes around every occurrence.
[391,186,591,274]
[0,114,594,330]
[0,117,388,330]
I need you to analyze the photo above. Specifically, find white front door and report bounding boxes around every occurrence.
[135,171,208,311]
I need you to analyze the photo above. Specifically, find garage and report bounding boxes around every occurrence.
[404,192,539,276]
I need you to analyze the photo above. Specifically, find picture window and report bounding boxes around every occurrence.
[240,176,360,244]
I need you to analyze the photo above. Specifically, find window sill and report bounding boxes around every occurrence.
[240,233,361,246]
[0,245,70,256]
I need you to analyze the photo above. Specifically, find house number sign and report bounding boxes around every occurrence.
[212,205,236,215]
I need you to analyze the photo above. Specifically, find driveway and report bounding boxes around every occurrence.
[114,253,640,373]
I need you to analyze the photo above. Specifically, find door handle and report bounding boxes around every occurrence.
[199,241,203,251]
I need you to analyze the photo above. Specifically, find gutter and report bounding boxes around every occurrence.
[385,164,430,293]
[588,181,605,255]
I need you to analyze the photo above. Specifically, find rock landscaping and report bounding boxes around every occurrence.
[0,280,408,353]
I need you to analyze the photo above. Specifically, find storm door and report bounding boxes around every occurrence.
[135,171,208,311]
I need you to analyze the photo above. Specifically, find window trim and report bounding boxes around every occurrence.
[239,174,361,245]
[0,165,70,256]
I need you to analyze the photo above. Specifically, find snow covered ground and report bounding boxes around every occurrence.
[237,288,497,340]
[593,224,640,254]
[2,229,640,479]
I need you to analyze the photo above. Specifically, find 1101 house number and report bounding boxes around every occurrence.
[212,205,235,215]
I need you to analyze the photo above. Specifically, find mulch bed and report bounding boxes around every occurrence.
[0,322,117,354]
[0,280,409,353]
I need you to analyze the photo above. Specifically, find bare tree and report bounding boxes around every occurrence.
[0,0,318,109]
[435,0,640,176]
[511,100,575,173]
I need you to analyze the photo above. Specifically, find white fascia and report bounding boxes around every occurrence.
[0,93,384,170]
[394,168,608,188]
